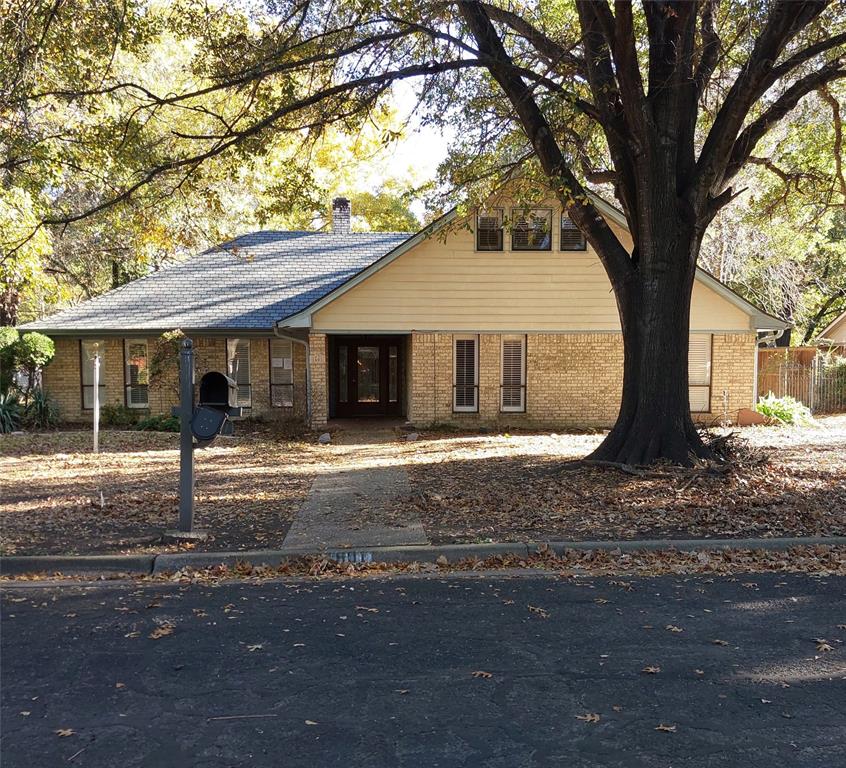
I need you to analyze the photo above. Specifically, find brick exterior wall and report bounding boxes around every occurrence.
[308,332,328,428]
[42,334,308,423]
[406,331,757,429]
[43,330,756,429]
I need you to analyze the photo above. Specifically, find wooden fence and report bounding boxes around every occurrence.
[757,346,846,413]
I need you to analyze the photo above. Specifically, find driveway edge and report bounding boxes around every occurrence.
[4,536,845,577]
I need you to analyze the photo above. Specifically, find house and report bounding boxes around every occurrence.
[819,309,846,345]
[21,192,788,429]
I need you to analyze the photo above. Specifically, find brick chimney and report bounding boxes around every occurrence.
[331,197,351,234]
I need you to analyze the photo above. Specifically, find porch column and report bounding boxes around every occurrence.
[308,332,328,428]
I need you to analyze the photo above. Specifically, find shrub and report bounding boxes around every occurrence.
[0,392,22,433]
[135,414,180,432]
[755,392,815,426]
[0,327,18,394]
[100,403,139,427]
[24,388,59,429]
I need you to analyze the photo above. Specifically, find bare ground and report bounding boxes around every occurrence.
[1,417,845,556]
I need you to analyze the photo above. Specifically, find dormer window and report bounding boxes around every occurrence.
[476,209,504,251]
[561,214,587,251]
[512,208,552,250]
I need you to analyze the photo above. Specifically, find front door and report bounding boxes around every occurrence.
[330,336,404,417]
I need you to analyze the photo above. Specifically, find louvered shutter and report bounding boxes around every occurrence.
[501,337,526,411]
[477,209,503,250]
[560,215,587,250]
[270,339,294,407]
[688,334,711,412]
[227,339,252,407]
[453,337,478,411]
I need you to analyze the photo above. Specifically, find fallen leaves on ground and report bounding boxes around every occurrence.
[149,623,174,639]
[398,417,846,543]
[55,729,75,737]
[655,724,677,733]
[642,666,661,674]
[576,713,600,723]
[472,670,493,679]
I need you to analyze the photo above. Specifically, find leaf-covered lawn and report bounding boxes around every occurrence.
[2,417,845,556]
[0,429,322,556]
[398,416,846,544]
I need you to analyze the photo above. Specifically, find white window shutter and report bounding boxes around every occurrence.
[688,334,711,412]
[501,337,525,411]
[227,339,252,407]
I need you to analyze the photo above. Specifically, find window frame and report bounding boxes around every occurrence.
[560,214,588,251]
[511,207,553,251]
[123,338,149,409]
[268,339,295,408]
[79,340,107,411]
[475,208,504,252]
[452,335,479,413]
[500,335,527,413]
[226,338,252,409]
[688,333,713,413]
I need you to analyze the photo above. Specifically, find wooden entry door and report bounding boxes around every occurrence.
[331,336,403,417]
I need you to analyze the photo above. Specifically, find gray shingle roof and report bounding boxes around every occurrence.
[21,231,411,333]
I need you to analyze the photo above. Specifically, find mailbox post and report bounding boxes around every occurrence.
[178,338,195,533]
[165,338,242,541]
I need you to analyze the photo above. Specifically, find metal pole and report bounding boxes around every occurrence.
[178,338,195,532]
[92,351,100,454]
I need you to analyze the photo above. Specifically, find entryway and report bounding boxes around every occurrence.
[328,335,408,418]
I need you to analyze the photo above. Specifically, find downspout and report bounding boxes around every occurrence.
[273,324,311,424]
[753,327,787,403]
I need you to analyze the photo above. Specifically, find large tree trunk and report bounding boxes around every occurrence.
[590,215,713,466]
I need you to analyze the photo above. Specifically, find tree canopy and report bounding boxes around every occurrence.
[1,0,844,462]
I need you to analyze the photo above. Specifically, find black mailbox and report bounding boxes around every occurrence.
[191,405,227,442]
[199,371,237,409]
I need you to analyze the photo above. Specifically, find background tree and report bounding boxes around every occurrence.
[2,0,844,463]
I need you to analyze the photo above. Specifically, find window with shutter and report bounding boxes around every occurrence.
[689,334,711,412]
[269,339,294,407]
[80,340,106,410]
[453,336,478,412]
[511,208,552,250]
[501,336,526,412]
[226,338,252,408]
[476,209,504,251]
[560,215,587,251]
[124,339,149,408]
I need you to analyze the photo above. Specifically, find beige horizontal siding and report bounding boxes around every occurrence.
[312,213,752,332]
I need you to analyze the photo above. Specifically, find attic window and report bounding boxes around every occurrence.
[560,215,587,251]
[512,208,552,250]
[476,209,504,251]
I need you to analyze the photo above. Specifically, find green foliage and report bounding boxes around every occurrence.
[755,393,815,426]
[135,414,179,432]
[0,392,22,433]
[0,327,18,351]
[100,403,139,428]
[23,388,59,429]
[13,332,55,369]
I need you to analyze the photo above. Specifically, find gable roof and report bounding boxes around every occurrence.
[819,308,846,341]
[20,231,411,334]
[276,196,789,332]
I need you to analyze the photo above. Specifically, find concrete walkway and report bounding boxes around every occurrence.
[283,461,427,551]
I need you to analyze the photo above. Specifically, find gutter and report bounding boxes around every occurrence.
[273,325,311,424]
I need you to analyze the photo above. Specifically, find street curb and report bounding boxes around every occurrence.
[0,554,155,577]
[3,537,845,577]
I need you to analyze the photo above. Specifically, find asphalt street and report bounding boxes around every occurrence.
[1,571,845,768]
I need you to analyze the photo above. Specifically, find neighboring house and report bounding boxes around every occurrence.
[818,309,846,345]
[21,192,788,429]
